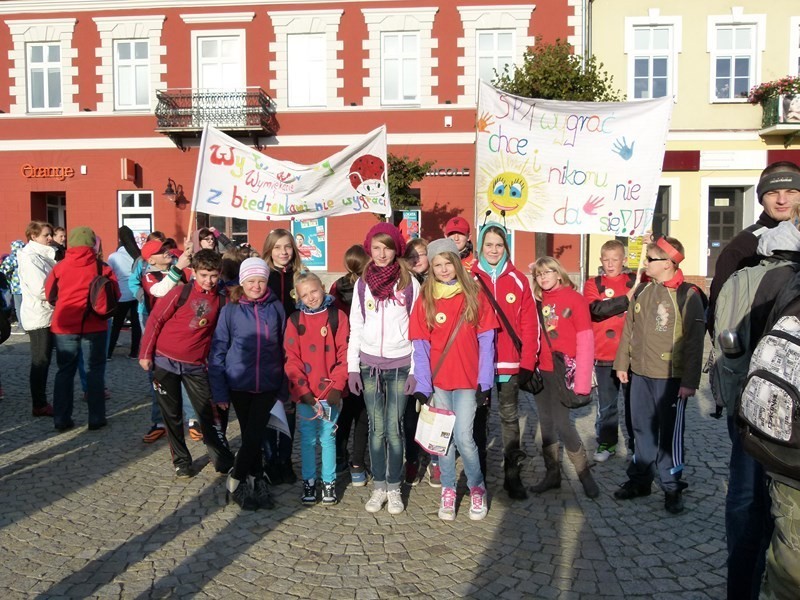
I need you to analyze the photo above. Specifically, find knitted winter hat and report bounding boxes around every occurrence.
[363,222,406,257]
[756,170,800,204]
[68,226,96,248]
[426,238,459,261]
[239,257,269,283]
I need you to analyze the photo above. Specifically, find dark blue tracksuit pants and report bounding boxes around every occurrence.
[626,374,686,493]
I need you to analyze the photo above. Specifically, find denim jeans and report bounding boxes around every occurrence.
[594,364,632,448]
[297,402,340,483]
[763,480,800,600]
[726,416,773,600]
[53,331,107,428]
[433,387,484,490]
[13,293,24,331]
[361,365,409,485]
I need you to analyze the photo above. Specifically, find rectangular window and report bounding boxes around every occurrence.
[631,27,671,99]
[713,24,755,100]
[118,191,154,248]
[196,215,248,247]
[381,32,419,104]
[287,33,326,107]
[477,30,514,87]
[115,40,150,110]
[27,43,61,111]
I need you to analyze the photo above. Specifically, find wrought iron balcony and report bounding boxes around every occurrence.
[758,95,800,147]
[155,87,278,148]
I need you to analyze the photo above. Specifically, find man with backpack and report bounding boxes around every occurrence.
[711,163,800,600]
[45,227,120,432]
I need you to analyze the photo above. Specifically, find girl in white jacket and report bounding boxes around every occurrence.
[17,221,57,416]
[348,223,419,515]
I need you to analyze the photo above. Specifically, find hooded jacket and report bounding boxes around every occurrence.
[0,240,25,294]
[471,223,540,374]
[208,290,287,404]
[45,246,120,335]
[108,246,135,303]
[17,240,56,331]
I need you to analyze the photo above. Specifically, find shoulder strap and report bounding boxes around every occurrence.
[536,300,553,351]
[289,311,301,331]
[594,275,604,294]
[175,283,193,310]
[404,283,414,316]
[327,305,338,337]
[431,311,466,381]
[475,274,522,352]
[358,278,366,320]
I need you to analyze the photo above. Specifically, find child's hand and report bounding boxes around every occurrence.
[616,370,629,384]
[139,358,152,371]
[348,372,363,395]
[678,386,696,399]
[216,402,229,411]
[403,374,416,395]
[475,387,491,406]
[300,393,316,406]
[326,389,342,409]
[517,368,534,387]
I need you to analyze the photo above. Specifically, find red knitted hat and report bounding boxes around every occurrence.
[363,222,406,257]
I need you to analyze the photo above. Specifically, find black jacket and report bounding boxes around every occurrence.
[268,266,297,317]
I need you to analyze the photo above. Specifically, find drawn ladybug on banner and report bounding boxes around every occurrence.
[348,155,387,199]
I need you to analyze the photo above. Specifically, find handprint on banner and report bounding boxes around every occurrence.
[583,196,605,216]
[477,112,495,133]
[612,137,635,160]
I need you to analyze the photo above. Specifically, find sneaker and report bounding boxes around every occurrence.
[175,464,194,479]
[226,477,257,511]
[252,476,275,510]
[613,480,652,500]
[665,491,685,514]
[142,424,167,443]
[322,481,338,505]
[188,422,203,442]
[387,489,404,515]
[428,463,442,488]
[404,461,420,486]
[438,487,457,521]
[32,404,53,417]
[302,479,317,505]
[365,488,388,513]
[350,464,368,487]
[593,443,617,463]
[469,485,488,521]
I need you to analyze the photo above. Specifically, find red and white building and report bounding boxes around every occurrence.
[0,0,584,268]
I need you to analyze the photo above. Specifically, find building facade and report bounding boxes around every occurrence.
[590,0,800,283]
[0,0,584,270]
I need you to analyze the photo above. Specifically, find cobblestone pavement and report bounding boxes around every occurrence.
[0,332,728,599]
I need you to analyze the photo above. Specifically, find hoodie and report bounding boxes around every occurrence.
[471,223,540,375]
[1,240,26,294]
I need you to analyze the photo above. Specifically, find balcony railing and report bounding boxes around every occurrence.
[155,87,279,147]
[758,96,800,148]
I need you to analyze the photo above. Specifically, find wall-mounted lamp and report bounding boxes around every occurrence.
[163,178,188,207]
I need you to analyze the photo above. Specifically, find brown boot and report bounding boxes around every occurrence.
[567,444,600,499]
[529,444,561,494]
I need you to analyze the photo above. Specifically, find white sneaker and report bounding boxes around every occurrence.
[365,488,387,513]
[593,444,617,463]
[469,485,488,521]
[386,489,404,515]
[438,487,457,521]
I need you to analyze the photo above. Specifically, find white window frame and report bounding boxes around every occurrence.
[624,13,681,102]
[476,29,515,91]
[381,31,420,105]
[114,39,150,111]
[791,17,800,76]
[118,191,154,247]
[287,33,326,107]
[27,42,62,112]
[707,11,766,103]
[190,29,246,91]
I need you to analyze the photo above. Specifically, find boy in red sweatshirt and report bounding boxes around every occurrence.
[582,240,637,461]
[139,249,234,478]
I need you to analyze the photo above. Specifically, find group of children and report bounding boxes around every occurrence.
[134,216,704,519]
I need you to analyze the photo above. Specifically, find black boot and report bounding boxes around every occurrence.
[567,444,600,499]
[226,474,257,511]
[529,444,561,494]
[503,450,528,500]
[252,475,275,510]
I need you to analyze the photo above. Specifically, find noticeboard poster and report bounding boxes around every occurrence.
[292,218,327,270]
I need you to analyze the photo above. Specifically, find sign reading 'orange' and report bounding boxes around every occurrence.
[21,164,75,181]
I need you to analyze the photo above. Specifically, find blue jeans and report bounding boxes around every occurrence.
[53,331,107,428]
[13,293,24,331]
[594,364,633,448]
[433,387,484,490]
[726,416,773,600]
[362,365,409,486]
[297,402,339,483]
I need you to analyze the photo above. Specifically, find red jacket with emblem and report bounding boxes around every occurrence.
[582,272,635,363]
[45,246,120,335]
[472,261,540,374]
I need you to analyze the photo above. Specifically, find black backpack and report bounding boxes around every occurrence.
[289,306,339,338]
[87,261,118,319]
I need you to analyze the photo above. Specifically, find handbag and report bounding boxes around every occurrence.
[475,275,544,395]
[537,301,592,409]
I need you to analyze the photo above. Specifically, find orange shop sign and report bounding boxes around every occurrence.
[20,163,75,181]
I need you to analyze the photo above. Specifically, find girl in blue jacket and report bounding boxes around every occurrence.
[209,257,287,511]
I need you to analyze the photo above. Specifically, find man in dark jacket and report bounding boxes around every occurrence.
[45,227,120,432]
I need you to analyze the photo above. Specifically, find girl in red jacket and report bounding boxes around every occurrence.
[472,223,540,500]
[530,257,599,498]
[409,238,498,521]
[285,272,349,506]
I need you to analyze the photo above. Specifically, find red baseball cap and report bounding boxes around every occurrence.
[445,216,470,237]
[141,239,168,261]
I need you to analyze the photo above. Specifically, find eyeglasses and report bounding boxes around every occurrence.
[644,256,669,263]
[535,269,557,278]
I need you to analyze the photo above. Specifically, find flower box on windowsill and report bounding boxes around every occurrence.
[758,95,800,147]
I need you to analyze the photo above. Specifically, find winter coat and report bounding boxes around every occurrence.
[108,247,135,303]
[17,240,56,330]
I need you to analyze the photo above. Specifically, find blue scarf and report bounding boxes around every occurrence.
[297,294,335,314]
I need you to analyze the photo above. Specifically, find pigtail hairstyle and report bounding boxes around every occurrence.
[344,244,370,284]
[420,250,480,329]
